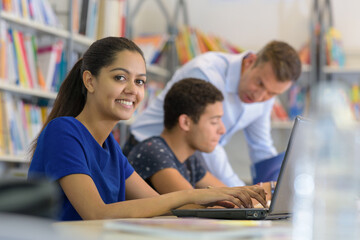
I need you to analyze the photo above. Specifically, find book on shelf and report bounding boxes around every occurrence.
[298,27,346,67]
[72,0,127,39]
[0,91,13,156]
[271,97,289,122]
[271,85,310,123]
[0,91,50,157]
[1,0,61,28]
[85,0,100,39]
[349,84,360,121]
[0,91,7,155]
[326,27,346,67]
[37,41,60,91]
[23,34,38,89]
[0,20,6,80]
[287,84,309,120]
[79,0,90,36]
[0,20,66,92]
[71,0,81,34]
[9,28,28,87]
[133,34,169,65]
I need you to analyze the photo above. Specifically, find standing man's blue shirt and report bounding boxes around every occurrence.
[28,117,134,221]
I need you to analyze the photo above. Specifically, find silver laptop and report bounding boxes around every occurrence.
[172,116,308,220]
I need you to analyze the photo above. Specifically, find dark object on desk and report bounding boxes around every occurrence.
[172,208,271,220]
[252,152,285,184]
[0,179,61,219]
[173,116,307,220]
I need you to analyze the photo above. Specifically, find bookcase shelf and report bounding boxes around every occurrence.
[147,65,170,79]
[302,64,360,74]
[0,2,72,165]
[72,33,94,47]
[0,11,69,38]
[0,155,28,163]
[0,81,57,100]
[324,65,360,74]
[0,11,95,48]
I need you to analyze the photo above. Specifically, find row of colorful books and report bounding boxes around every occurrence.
[298,27,346,67]
[133,26,244,67]
[271,85,310,122]
[0,20,67,92]
[1,0,61,27]
[133,34,168,65]
[0,91,51,156]
[72,0,127,40]
[272,83,360,123]
[175,26,244,65]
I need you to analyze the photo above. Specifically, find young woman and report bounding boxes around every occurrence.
[28,37,267,221]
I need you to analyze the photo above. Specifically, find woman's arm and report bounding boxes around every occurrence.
[59,172,267,220]
[125,171,159,199]
[149,168,196,194]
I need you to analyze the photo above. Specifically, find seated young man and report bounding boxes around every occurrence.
[128,78,227,192]
[128,78,274,200]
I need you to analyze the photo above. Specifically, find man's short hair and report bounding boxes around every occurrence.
[254,40,301,82]
[163,78,224,130]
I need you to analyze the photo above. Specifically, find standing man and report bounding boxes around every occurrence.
[127,78,270,208]
[124,40,302,186]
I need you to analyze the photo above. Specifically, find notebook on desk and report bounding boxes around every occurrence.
[172,116,308,220]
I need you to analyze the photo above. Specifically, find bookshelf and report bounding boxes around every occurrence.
[0,11,68,38]
[0,80,57,99]
[0,0,176,166]
[0,11,95,49]
[0,155,27,163]
[0,1,109,167]
[0,1,68,165]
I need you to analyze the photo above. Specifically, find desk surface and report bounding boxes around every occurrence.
[54,216,293,240]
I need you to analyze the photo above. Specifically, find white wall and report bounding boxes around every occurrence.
[51,0,360,52]
[131,0,360,52]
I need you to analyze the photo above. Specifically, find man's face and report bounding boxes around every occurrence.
[186,101,226,153]
[238,61,292,103]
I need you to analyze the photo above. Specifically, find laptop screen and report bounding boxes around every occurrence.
[172,116,309,220]
[269,116,309,215]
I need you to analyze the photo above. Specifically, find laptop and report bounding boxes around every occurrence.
[172,116,308,220]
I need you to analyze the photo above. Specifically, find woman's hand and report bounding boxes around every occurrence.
[190,186,267,208]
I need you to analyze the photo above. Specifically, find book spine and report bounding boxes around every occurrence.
[17,32,34,88]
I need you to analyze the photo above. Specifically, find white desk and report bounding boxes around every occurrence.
[54,216,293,240]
